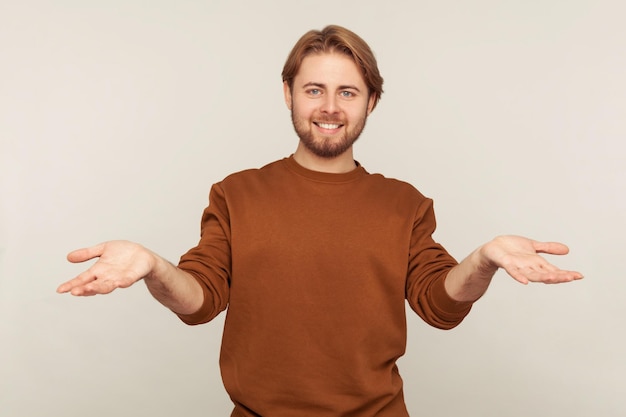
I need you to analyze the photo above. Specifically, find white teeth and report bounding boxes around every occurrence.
[318,123,341,129]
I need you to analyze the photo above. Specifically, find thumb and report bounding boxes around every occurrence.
[533,241,570,255]
[66,243,106,263]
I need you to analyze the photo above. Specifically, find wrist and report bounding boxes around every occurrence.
[144,250,168,282]
[474,242,500,276]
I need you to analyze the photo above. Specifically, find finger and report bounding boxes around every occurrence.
[66,243,106,263]
[56,268,99,293]
[56,282,72,293]
[525,268,584,284]
[532,241,570,256]
[59,276,118,296]
[505,266,530,285]
[70,278,118,296]
[505,261,576,285]
[57,279,90,294]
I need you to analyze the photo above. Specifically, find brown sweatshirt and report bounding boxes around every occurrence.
[177,156,472,416]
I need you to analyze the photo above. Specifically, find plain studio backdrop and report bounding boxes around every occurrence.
[1,1,625,416]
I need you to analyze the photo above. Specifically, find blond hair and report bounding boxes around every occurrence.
[282,25,384,110]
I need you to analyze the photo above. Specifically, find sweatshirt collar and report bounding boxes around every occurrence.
[284,154,367,183]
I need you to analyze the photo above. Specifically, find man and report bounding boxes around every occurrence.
[57,25,582,416]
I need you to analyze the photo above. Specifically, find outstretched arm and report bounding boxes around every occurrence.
[56,240,204,315]
[444,235,583,302]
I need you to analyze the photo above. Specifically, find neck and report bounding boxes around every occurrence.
[293,143,357,173]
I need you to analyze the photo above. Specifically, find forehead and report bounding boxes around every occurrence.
[295,52,366,87]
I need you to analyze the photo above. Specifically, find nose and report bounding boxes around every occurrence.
[320,94,339,114]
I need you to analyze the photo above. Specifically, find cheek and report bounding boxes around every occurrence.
[346,106,369,123]
[292,100,316,119]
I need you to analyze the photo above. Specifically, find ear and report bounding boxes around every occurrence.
[283,81,293,110]
[366,93,377,115]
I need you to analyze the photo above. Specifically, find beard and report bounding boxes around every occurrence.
[290,109,368,159]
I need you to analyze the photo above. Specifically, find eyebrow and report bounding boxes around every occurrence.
[302,82,362,92]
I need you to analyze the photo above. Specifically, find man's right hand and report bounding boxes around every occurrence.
[57,241,157,296]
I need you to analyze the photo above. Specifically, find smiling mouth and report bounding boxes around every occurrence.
[315,122,343,129]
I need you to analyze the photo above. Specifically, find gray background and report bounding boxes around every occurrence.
[1,0,625,416]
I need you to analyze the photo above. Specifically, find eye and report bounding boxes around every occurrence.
[307,88,322,96]
[340,90,355,98]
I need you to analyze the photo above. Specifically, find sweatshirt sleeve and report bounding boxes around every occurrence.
[405,198,473,329]
[176,183,231,325]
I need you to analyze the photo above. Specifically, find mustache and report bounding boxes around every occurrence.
[315,116,345,124]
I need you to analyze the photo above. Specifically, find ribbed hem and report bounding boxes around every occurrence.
[432,274,474,315]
